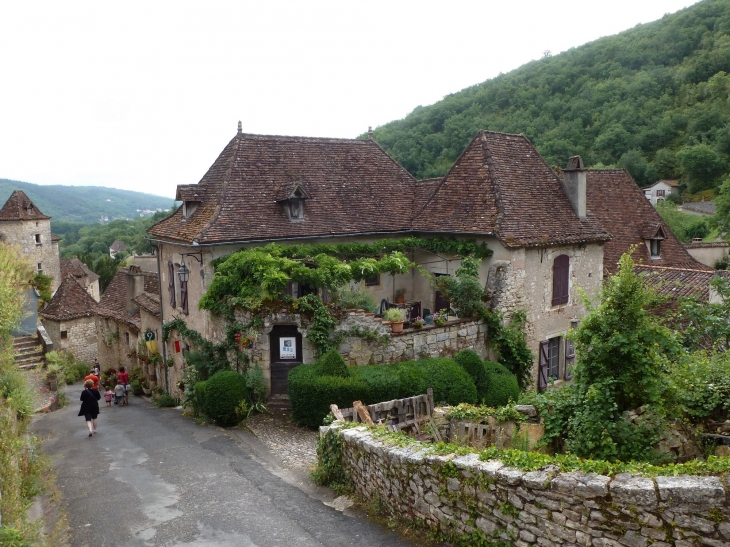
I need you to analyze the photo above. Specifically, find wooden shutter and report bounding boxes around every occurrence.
[564,339,575,380]
[552,255,569,306]
[538,341,549,391]
[168,262,176,308]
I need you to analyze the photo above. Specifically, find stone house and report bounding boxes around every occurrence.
[109,240,126,258]
[95,266,159,373]
[642,179,679,205]
[39,275,98,363]
[0,190,61,292]
[147,125,615,393]
[60,257,101,302]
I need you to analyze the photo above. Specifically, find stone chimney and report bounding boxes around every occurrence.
[562,156,587,221]
[126,265,145,316]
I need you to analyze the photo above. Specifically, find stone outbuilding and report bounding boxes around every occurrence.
[39,275,98,363]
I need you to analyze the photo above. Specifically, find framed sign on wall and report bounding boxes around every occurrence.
[280,337,296,360]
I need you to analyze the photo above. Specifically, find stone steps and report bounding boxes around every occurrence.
[14,333,45,370]
[266,394,292,415]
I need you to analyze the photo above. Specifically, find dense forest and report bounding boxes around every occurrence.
[370,0,730,194]
[0,178,173,223]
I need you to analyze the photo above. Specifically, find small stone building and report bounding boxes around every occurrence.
[95,266,159,372]
[0,190,61,292]
[39,275,98,363]
[60,257,101,302]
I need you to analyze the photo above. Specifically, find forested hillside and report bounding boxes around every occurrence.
[0,178,173,223]
[371,0,730,193]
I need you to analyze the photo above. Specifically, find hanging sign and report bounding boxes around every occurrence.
[280,337,296,360]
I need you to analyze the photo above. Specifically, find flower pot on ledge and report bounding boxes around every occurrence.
[390,321,404,334]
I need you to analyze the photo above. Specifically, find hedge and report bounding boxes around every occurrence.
[454,349,488,402]
[203,371,249,426]
[289,356,477,428]
[482,361,520,407]
[315,349,349,378]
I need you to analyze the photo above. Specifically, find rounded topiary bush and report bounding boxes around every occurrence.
[315,349,350,378]
[203,370,249,426]
[454,349,488,401]
[289,364,368,428]
[482,361,520,407]
[354,365,400,404]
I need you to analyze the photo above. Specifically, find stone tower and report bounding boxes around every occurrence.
[0,190,61,292]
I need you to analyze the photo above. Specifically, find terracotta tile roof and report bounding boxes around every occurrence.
[414,178,442,214]
[148,132,417,244]
[0,190,50,221]
[51,234,61,242]
[95,267,159,328]
[60,257,100,284]
[176,185,203,202]
[635,264,716,300]
[39,275,96,321]
[133,292,160,317]
[413,131,610,247]
[585,169,712,274]
[684,241,729,249]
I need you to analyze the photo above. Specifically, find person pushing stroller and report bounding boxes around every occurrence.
[114,383,126,406]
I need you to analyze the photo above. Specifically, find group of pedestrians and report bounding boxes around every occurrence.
[78,361,131,438]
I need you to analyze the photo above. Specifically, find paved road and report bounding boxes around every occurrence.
[31,387,413,547]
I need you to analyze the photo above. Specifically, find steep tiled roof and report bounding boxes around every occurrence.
[133,292,160,317]
[110,240,126,252]
[95,267,159,328]
[60,258,100,284]
[413,131,610,247]
[39,275,96,321]
[414,178,442,214]
[585,169,712,274]
[0,190,50,221]
[148,131,417,244]
[635,264,715,300]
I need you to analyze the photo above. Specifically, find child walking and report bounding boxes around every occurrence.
[103,387,114,407]
[114,383,125,406]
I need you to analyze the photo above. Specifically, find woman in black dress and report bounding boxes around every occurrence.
[79,379,101,437]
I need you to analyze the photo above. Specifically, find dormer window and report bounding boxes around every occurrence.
[182,201,200,220]
[276,183,310,222]
[641,222,666,259]
[650,239,661,257]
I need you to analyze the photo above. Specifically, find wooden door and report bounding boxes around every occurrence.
[433,273,451,314]
[269,325,303,395]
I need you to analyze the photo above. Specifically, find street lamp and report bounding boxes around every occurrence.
[177,263,190,284]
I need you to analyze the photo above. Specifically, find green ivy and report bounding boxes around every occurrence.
[480,309,534,391]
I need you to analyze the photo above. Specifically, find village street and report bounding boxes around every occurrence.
[31,387,414,547]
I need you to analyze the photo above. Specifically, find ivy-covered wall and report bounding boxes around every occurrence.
[329,425,730,547]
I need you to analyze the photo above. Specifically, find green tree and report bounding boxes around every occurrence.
[676,144,727,192]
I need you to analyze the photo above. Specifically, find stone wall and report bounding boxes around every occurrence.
[335,310,486,366]
[0,218,61,291]
[95,317,139,373]
[684,242,729,269]
[43,317,98,364]
[330,426,730,547]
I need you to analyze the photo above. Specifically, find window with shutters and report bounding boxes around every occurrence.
[551,254,569,306]
[538,338,562,391]
[564,339,575,380]
[167,262,176,308]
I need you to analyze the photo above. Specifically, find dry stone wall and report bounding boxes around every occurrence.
[330,426,730,547]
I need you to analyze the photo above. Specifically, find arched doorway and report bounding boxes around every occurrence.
[269,325,303,395]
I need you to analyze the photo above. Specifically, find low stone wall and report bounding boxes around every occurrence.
[335,310,486,366]
[329,426,730,547]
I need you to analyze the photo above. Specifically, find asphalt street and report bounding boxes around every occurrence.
[31,386,414,547]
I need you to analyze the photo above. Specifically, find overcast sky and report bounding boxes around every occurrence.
[0,0,700,199]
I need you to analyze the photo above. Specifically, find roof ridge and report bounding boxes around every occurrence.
[635,264,714,273]
[237,132,379,144]
[481,132,504,239]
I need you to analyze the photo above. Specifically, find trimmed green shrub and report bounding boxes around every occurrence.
[354,366,400,403]
[289,364,368,428]
[483,363,520,407]
[402,358,477,405]
[154,393,178,408]
[315,349,350,378]
[454,349,488,401]
[203,370,249,426]
[130,379,142,396]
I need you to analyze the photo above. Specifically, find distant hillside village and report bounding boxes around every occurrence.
[4,122,729,396]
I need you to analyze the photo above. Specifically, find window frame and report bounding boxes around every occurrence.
[551,254,570,306]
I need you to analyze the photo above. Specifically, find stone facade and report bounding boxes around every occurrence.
[330,425,730,547]
[684,241,729,269]
[43,316,97,364]
[95,316,139,373]
[0,217,61,292]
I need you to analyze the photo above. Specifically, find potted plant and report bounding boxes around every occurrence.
[142,381,151,396]
[412,316,425,329]
[46,363,62,391]
[395,288,406,304]
[383,307,405,333]
[432,310,447,327]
